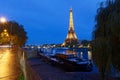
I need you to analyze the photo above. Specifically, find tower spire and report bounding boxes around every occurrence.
[69,8,74,31]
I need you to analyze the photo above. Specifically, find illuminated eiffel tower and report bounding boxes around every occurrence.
[62,8,79,47]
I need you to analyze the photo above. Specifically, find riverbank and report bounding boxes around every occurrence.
[28,57,119,80]
[24,49,118,80]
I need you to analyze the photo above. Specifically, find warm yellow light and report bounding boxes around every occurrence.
[88,51,92,60]
[4,29,7,32]
[0,17,7,23]
[22,51,25,61]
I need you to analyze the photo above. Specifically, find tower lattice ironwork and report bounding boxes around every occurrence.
[62,8,79,47]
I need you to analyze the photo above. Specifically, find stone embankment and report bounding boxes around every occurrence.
[19,49,41,80]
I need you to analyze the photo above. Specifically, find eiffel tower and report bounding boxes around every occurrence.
[62,8,79,47]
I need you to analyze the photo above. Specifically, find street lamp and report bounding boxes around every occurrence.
[0,17,7,29]
[0,17,7,23]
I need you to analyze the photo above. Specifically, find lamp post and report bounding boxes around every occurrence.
[0,17,6,23]
[9,21,13,47]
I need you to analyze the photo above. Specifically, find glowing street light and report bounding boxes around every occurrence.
[0,17,7,23]
[1,29,9,37]
[0,17,7,29]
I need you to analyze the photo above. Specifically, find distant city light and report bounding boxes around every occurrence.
[31,46,34,49]
[88,51,92,60]
[38,46,40,49]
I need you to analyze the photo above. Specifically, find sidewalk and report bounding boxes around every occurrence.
[0,48,21,80]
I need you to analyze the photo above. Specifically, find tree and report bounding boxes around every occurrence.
[81,40,91,46]
[0,21,28,47]
[92,0,120,80]
[0,29,10,44]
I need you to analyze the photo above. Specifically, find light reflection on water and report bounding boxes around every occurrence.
[88,51,92,60]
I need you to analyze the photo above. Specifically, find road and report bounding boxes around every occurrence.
[0,48,21,80]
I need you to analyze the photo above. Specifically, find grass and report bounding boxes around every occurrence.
[19,73,25,80]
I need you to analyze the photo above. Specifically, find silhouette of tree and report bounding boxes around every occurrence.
[81,40,90,46]
[0,21,28,46]
[92,0,120,79]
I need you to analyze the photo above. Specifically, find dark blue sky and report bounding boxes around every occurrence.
[0,0,105,45]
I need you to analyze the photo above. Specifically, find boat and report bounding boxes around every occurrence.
[55,53,93,71]
[38,50,93,72]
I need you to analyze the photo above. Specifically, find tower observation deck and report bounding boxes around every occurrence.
[62,8,79,47]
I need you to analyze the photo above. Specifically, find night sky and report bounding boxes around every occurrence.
[0,0,105,45]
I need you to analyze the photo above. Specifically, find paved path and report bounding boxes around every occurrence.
[0,48,21,80]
